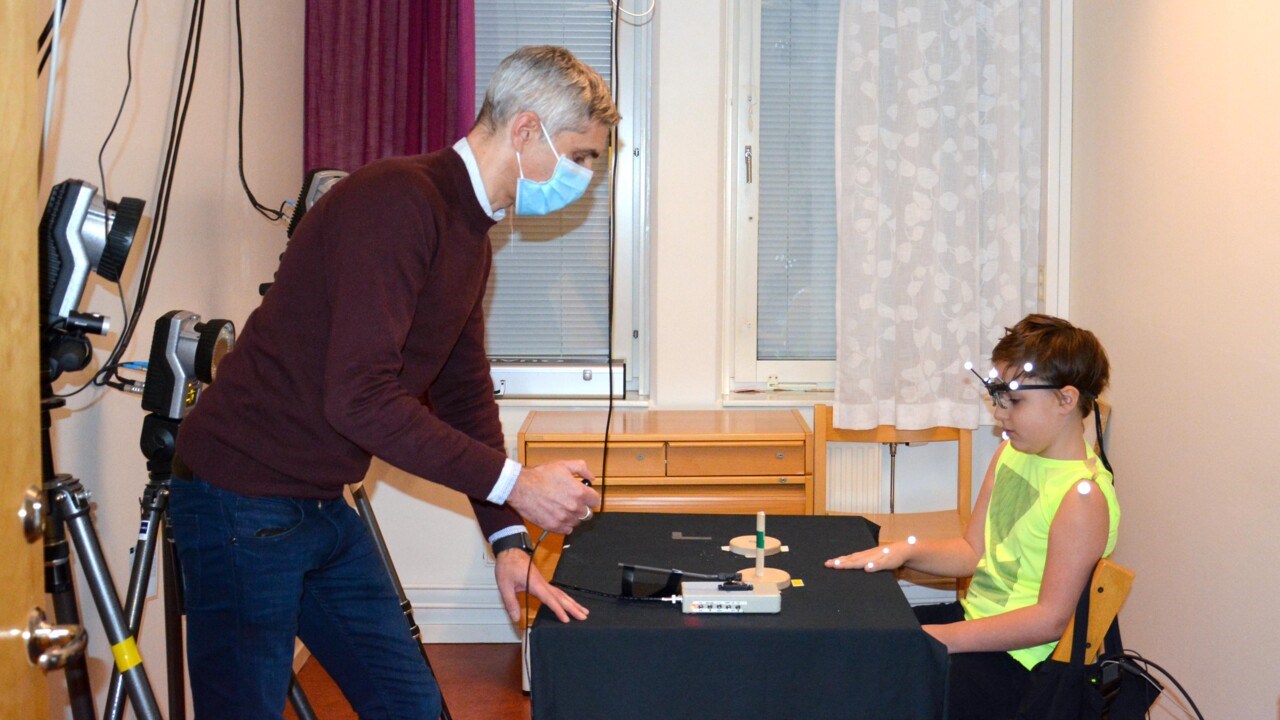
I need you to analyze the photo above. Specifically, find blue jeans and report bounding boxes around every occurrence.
[168,478,441,719]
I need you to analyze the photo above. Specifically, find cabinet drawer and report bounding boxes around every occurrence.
[601,483,808,515]
[523,442,665,477]
[666,441,805,476]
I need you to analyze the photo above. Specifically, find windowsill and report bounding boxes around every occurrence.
[496,395,652,409]
[721,390,834,407]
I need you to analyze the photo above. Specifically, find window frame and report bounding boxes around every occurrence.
[723,0,836,393]
[722,0,1074,397]
[476,2,653,400]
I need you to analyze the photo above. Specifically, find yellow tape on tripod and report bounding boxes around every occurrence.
[111,637,142,672]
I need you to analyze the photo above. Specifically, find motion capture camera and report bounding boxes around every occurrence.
[39,179,146,379]
[141,311,235,420]
[285,168,347,238]
[261,168,348,297]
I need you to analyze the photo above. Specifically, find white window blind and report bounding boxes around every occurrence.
[756,0,840,361]
[474,0,614,361]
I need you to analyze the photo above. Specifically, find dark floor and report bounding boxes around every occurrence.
[284,643,530,720]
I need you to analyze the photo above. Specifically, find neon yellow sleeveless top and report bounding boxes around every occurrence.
[959,438,1120,669]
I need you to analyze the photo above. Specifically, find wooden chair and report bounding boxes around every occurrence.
[1053,558,1134,664]
[813,404,972,592]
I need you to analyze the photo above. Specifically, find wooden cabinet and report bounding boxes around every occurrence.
[517,409,814,516]
[514,409,813,630]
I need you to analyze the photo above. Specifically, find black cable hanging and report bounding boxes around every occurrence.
[234,0,288,221]
[99,0,207,392]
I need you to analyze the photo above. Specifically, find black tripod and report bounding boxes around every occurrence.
[41,382,164,720]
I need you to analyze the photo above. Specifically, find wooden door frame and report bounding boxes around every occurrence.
[1,1,51,717]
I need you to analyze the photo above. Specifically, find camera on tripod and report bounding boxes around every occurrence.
[39,179,146,382]
[141,311,235,421]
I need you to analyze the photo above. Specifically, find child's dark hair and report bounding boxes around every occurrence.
[991,314,1109,418]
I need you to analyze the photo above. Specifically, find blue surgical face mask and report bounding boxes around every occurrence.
[514,124,593,216]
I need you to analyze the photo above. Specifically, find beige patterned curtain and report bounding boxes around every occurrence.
[834,0,1041,430]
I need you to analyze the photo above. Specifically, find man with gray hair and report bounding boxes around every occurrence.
[173,46,619,718]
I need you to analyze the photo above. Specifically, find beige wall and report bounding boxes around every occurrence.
[43,2,304,716]
[1071,2,1280,717]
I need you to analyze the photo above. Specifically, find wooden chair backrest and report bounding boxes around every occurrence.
[1052,557,1134,664]
[813,404,972,522]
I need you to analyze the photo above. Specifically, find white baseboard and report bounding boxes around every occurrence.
[403,583,522,644]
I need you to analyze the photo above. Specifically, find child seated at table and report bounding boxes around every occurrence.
[825,314,1119,719]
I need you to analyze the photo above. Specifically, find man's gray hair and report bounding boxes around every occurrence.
[476,46,621,136]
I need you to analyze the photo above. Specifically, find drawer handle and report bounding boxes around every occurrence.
[778,478,788,484]
[636,454,646,461]
[776,452,785,459]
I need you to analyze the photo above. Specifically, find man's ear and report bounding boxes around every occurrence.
[509,111,542,153]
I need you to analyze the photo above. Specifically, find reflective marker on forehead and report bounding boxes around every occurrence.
[1076,481,1092,495]
[1009,380,1020,390]
[1023,362,1034,373]
[988,368,999,379]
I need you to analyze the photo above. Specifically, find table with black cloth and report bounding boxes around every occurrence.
[529,512,949,719]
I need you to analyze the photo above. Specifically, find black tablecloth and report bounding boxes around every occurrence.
[530,513,948,719]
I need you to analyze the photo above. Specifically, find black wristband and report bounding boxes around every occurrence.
[491,532,532,556]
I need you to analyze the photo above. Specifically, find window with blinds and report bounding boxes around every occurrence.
[756,0,839,363]
[474,1,615,362]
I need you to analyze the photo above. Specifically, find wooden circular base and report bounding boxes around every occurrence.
[728,535,782,557]
[739,566,791,591]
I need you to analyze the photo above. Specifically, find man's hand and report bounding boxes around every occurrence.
[494,548,589,623]
[506,460,600,534]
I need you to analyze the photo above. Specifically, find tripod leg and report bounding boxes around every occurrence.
[163,515,187,720]
[288,674,318,720]
[104,480,167,720]
[351,484,452,720]
[42,401,96,720]
[44,503,97,720]
[50,476,165,720]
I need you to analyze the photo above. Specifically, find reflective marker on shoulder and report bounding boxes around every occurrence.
[1076,481,1092,495]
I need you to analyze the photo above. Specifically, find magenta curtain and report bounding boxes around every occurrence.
[304,0,476,172]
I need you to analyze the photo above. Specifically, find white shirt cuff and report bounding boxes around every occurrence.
[487,525,527,545]
[486,458,522,505]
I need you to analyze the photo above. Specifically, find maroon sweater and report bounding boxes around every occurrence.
[176,148,521,536]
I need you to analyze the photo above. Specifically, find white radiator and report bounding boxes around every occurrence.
[824,443,882,513]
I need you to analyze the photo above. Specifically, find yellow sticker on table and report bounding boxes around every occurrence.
[111,637,142,672]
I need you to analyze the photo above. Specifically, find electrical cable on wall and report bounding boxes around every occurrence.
[234,0,289,221]
[63,0,208,398]
[39,0,65,166]
[37,0,69,76]
[97,0,143,204]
